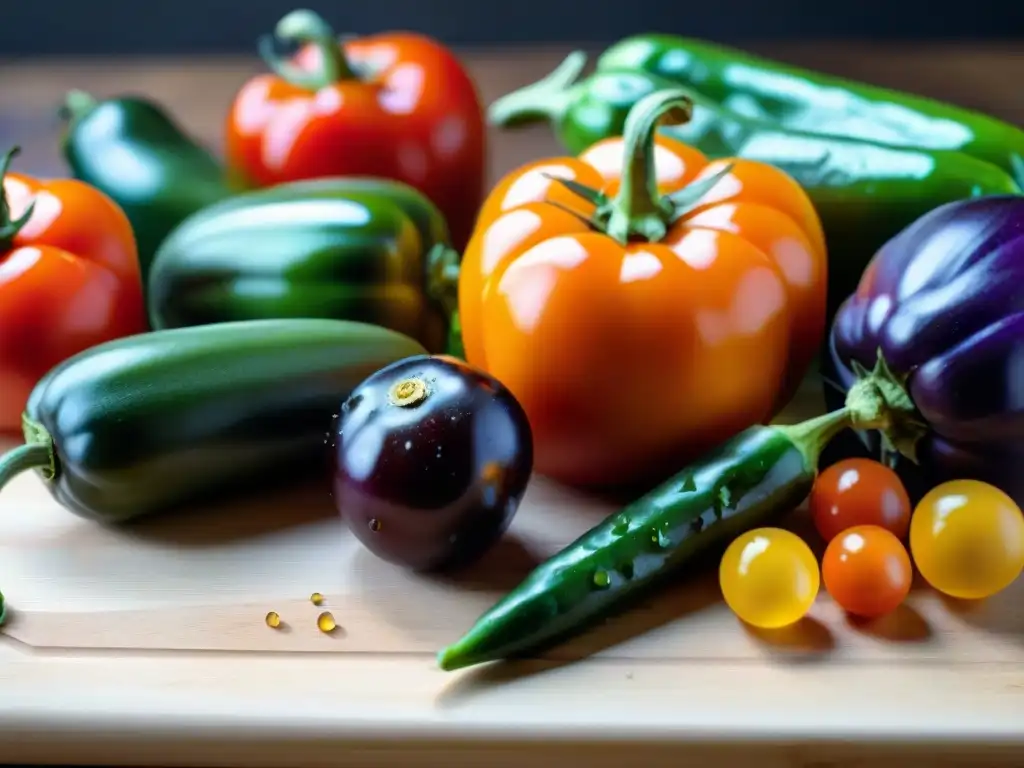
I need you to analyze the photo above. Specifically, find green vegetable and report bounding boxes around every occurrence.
[489,53,1021,323]
[60,91,235,290]
[437,354,918,671]
[148,177,459,355]
[597,35,1024,184]
[0,319,426,523]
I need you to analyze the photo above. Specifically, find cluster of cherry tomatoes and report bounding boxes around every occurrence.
[718,459,1024,630]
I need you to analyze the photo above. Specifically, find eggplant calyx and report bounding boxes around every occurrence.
[844,348,928,464]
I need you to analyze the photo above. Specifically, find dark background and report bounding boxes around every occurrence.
[2,0,1024,56]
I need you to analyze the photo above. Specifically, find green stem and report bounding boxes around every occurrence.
[781,348,928,474]
[257,9,358,91]
[603,89,693,244]
[425,243,461,321]
[776,407,853,469]
[61,89,99,125]
[0,442,53,491]
[487,51,587,128]
[0,147,36,252]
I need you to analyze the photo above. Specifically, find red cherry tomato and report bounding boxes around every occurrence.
[822,525,913,618]
[810,458,911,542]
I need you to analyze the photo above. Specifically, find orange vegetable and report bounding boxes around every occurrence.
[458,89,827,487]
[0,147,146,432]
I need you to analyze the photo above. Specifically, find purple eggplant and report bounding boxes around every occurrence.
[826,194,1024,506]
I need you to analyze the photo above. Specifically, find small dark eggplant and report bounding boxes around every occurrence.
[331,355,533,571]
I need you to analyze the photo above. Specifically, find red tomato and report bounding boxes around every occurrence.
[810,458,911,542]
[822,525,913,618]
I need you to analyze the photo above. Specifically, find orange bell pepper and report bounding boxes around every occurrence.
[0,147,147,432]
[458,89,828,488]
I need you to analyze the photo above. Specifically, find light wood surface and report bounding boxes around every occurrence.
[1,383,1022,767]
[1,43,1024,767]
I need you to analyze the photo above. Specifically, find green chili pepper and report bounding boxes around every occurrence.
[597,35,1024,185]
[437,353,922,671]
[60,91,236,290]
[489,53,1021,323]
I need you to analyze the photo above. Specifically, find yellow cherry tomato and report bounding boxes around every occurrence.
[910,479,1024,600]
[719,527,820,628]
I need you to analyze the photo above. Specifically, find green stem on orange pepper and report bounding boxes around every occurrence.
[549,89,735,245]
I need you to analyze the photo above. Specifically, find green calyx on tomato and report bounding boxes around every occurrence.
[0,147,35,252]
[258,9,362,91]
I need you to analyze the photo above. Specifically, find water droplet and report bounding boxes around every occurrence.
[265,611,282,628]
[718,485,734,511]
[618,561,635,580]
[404,440,413,450]
[309,592,324,606]
[592,570,611,588]
[651,528,671,548]
[689,516,704,534]
[679,474,697,493]
[317,611,337,633]
[368,518,382,532]
[611,516,630,536]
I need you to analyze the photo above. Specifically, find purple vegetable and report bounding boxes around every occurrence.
[827,194,1024,506]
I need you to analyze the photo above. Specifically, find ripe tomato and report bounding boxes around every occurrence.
[822,525,913,618]
[810,458,911,542]
[910,479,1024,600]
[719,527,820,629]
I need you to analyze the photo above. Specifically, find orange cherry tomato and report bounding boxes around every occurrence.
[0,147,147,433]
[225,10,485,249]
[458,89,827,487]
[810,458,912,542]
[822,525,913,618]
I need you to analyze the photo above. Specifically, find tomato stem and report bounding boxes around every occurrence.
[487,51,587,128]
[603,89,693,243]
[0,147,36,252]
[258,9,359,91]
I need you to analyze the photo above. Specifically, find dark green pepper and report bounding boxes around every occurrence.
[60,90,236,289]
[148,177,461,355]
[489,53,1021,322]
[0,319,427,523]
[598,35,1024,184]
[437,355,918,671]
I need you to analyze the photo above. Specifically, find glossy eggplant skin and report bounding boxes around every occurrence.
[11,319,427,523]
[148,177,455,354]
[826,195,1024,506]
[332,355,533,572]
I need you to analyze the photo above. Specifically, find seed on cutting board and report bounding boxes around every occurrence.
[317,611,338,633]
[265,611,282,629]
[309,592,324,606]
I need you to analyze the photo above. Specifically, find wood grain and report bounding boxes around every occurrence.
[1,44,1024,767]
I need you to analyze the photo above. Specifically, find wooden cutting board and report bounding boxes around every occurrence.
[0,383,1022,768]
